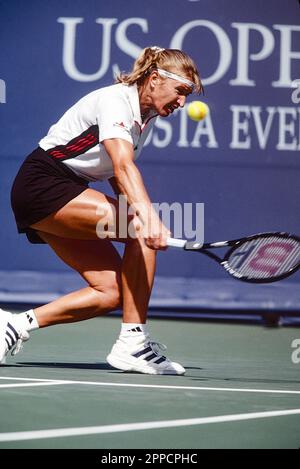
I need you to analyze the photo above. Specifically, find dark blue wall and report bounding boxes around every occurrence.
[0,0,299,284]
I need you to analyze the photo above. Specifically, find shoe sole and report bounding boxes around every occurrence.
[106,353,185,375]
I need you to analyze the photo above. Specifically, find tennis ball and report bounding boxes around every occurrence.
[187,101,209,121]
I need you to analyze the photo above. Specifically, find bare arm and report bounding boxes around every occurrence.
[108,176,121,196]
[104,138,170,249]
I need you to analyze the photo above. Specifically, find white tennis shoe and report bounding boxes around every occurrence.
[106,337,185,375]
[0,309,30,364]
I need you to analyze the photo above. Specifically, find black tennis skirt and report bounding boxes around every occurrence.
[11,147,89,244]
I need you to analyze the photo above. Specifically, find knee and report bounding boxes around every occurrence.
[92,280,122,312]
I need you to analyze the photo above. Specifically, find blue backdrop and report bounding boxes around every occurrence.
[0,0,299,309]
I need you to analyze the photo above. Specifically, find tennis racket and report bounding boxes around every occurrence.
[167,232,300,283]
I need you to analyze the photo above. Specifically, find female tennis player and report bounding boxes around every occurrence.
[1,47,202,374]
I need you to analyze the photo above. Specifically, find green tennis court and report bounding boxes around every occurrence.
[0,315,300,449]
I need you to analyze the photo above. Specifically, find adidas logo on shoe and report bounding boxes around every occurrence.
[106,338,185,375]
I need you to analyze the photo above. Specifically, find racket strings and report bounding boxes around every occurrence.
[244,239,299,279]
[227,236,300,279]
[277,240,300,273]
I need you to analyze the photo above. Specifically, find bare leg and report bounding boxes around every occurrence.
[16,190,186,375]
[32,235,122,328]
[121,238,156,324]
[35,287,118,327]
[31,189,156,326]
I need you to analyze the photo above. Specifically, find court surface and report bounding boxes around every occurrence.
[0,315,300,449]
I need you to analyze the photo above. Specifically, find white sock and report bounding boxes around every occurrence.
[14,309,39,332]
[119,322,148,343]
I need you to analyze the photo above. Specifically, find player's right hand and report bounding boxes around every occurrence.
[143,217,171,250]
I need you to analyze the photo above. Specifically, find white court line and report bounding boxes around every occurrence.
[0,382,72,389]
[0,376,72,389]
[1,376,300,395]
[0,408,300,442]
[0,376,67,382]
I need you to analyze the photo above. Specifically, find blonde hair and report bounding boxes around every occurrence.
[116,46,203,94]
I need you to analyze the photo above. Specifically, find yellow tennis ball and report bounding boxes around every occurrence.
[187,101,209,121]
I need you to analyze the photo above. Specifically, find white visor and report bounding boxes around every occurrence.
[156,68,194,90]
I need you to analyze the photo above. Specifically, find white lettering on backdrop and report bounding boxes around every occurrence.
[57,17,300,152]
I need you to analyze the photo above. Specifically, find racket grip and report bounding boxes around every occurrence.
[166,237,187,248]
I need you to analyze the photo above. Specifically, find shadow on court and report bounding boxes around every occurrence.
[18,361,112,370]
[3,360,300,385]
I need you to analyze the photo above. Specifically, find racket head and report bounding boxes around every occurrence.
[222,232,300,283]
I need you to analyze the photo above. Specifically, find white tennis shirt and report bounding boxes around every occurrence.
[39,83,156,182]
